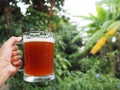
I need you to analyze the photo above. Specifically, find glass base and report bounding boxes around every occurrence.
[24,73,54,82]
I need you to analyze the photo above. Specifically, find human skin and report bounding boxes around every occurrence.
[0,37,22,87]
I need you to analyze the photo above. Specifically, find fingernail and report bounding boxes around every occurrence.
[18,37,22,40]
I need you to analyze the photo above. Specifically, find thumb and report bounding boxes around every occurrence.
[6,37,22,46]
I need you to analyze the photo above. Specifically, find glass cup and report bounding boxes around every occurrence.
[23,31,55,82]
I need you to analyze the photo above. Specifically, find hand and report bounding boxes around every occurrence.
[0,36,22,75]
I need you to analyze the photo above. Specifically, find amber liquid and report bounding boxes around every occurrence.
[24,41,54,76]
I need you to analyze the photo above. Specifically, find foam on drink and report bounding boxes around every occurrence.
[23,37,55,43]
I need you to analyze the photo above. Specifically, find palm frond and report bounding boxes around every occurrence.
[83,29,106,53]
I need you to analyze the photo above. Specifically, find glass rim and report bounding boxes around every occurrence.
[23,31,54,34]
[23,31,55,40]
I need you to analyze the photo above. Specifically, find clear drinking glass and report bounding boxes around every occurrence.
[23,31,55,82]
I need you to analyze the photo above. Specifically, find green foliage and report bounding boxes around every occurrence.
[107,21,120,30]
[58,71,120,90]
[79,56,111,74]
[83,20,120,53]
[96,0,120,20]
[8,55,120,90]
[83,29,106,53]
[1,0,120,90]
[96,6,107,21]
[78,0,120,89]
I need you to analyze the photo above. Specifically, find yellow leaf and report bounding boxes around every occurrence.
[105,27,117,36]
[90,37,107,55]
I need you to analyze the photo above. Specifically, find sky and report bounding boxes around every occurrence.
[62,0,98,26]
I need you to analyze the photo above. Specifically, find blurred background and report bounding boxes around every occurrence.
[1,0,120,90]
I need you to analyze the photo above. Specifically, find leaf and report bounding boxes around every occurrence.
[90,36,107,55]
[107,21,120,31]
[101,20,114,29]
[84,29,106,52]
[96,6,107,21]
